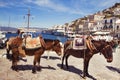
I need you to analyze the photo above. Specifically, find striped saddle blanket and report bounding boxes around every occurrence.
[73,36,87,50]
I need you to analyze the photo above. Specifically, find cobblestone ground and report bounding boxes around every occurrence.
[0,47,120,80]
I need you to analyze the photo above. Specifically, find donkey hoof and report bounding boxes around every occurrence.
[86,73,90,76]
[32,71,36,74]
[11,66,15,70]
[81,76,86,79]
[15,69,19,72]
[37,67,41,71]
[11,66,19,72]
[32,69,36,74]
[83,77,86,79]
[80,74,86,79]
[61,65,64,69]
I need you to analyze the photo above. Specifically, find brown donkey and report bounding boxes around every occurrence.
[9,36,63,73]
[61,40,113,78]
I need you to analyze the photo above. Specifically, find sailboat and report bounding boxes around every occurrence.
[19,9,36,38]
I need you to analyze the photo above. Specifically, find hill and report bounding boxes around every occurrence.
[0,26,17,32]
[0,26,47,33]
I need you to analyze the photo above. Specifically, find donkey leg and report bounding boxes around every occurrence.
[60,47,64,60]
[11,53,19,71]
[61,53,66,69]
[11,60,18,71]
[32,56,38,73]
[6,49,11,59]
[37,56,41,71]
[83,59,90,78]
[65,54,70,69]
[47,51,50,60]
[6,42,10,59]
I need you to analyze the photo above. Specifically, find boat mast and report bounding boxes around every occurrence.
[8,16,10,32]
[27,8,30,32]
[8,16,10,27]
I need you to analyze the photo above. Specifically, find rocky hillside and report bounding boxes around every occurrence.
[102,3,120,18]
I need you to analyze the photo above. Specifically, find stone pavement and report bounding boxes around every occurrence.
[0,48,120,80]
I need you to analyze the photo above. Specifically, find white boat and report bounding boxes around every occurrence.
[41,29,54,35]
[53,29,65,36]
[0,32,5,38]
[67,33,76,38]
[0,31,7,48]
[21,32,33,38]
[66,31,75,38]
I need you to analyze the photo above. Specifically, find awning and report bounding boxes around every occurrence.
[93,31,110,35]
[115,19,120,24]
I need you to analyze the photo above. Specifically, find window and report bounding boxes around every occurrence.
[110,19,112,23]
[105,20,107,24]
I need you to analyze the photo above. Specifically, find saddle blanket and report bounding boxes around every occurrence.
[23,37,41,49]
[73,36,87,50]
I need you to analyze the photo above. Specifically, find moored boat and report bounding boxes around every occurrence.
[0,31,7,48]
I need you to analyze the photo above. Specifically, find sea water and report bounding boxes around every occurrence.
[6,33,68,43]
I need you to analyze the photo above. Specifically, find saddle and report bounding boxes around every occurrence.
[66,35,96,53]
[18,36,46,57]
[72,35,87,50]
[23,36,42,49]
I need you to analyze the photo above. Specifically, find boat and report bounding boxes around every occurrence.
[19,9,36,38]
[66,30,75,38]
[53,29,65,36]
[0,31,7,48]
[41,29,54,35]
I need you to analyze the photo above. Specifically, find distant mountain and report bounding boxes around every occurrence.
[0,26,17,32]
[0,26,47,32]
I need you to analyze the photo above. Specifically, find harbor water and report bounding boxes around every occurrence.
[5,33,68,43]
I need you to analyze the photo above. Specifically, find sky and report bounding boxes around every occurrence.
[0,0,120,28]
